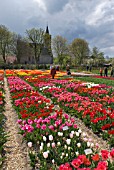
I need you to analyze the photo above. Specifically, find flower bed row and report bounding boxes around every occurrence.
[5,70,114,169]
[0,71,7,168]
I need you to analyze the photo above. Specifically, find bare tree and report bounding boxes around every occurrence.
[26,28,45,64]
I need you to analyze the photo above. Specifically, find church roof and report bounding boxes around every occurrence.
[46,25,49,34]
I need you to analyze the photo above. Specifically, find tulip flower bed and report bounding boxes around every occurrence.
[0,72,7,167]
[5,70,114,169]
[7,76,56,119]
[22,74,114,147]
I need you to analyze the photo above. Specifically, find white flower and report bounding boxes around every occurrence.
[52,159,55,164]
[64,145,67,149]
[49,135,53,141]
[28,142,32,148]
[78,129,82,133]
[75,151,79,156]
[62,153,65,156]
[91,143,94,147]
[87,142,91,147]
[41,142,44,146]
[47,143,50,147]
[43,151,48,158]
[77,143,81,148]
[66,153,68,157]
[58,132,63,136]
[76,132,79,136]
[66,139,71,145]
[57,142,61,146]
[43,136,47,141]
[52,142,55,148]
[71,131,75,134]
[68,147,71,150]
[70,133,73,138]
[60,156,63,159]
[40,145,43,151]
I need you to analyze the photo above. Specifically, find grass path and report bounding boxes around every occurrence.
[2,77,31,170]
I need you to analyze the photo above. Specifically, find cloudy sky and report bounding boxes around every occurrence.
[0,0,114,57]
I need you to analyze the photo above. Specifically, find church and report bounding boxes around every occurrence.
[19,26,53,65]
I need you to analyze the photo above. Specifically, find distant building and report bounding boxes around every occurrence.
[19,26,53,64]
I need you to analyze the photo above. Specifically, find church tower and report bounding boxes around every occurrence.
[38,25,53,64]
[44,25,52,55]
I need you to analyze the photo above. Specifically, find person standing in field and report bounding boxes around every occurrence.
[104,67,108,77]
[66,65,71,75]
[100,68,103,76]
[110,67,114,77]
[50,66,56,79]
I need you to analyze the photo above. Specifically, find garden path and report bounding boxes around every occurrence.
[2,77,31,170]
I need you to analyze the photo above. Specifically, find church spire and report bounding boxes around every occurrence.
[46,25,49,34]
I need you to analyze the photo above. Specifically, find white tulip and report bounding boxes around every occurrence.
[66,153,68,157]
[78,129,82,133]
[43,151,48,158]
[71,131,75,134]
[66,139,71,145]
[52,159,55,164]
[87,142,91,147]
[40,146,43,151]
[28,142,32,148]
[75,151,79,156]
[41,142,44,146]
[91,143,94,147]
[43,136,47,141]
[68,147,71,150]
[77,143,81,148]
[47,143,50,147]
[62,153,65,156]
[52,142,55,148]
[49,135,53,141]
[60,156,63,159]
[57,142,61,146]
[70,133,73,138]
[64,145,67,149]
[76,132,79,136]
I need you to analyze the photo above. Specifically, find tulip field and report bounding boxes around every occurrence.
[0,69,114,170]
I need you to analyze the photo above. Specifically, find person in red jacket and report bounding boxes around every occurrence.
[50,66,56,79]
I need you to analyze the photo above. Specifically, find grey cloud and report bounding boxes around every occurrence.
[0,0,114,57]
[43,0,69,14]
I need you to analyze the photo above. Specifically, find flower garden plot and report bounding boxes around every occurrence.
[22,74,114,147]
[0,71,7,167]
[7,76,55,119]
[6,70,114,169]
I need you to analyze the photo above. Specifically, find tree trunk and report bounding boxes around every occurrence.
[3,53,6,63]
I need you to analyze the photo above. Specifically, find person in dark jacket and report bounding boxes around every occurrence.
[104,67,108,77]
[66,65,71,75]
[110,67,114,77]
[50,66,56,79]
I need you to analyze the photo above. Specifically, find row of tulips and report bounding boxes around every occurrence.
[22,73,114,147]
[5,70,114,169]
[0,71,7,167]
